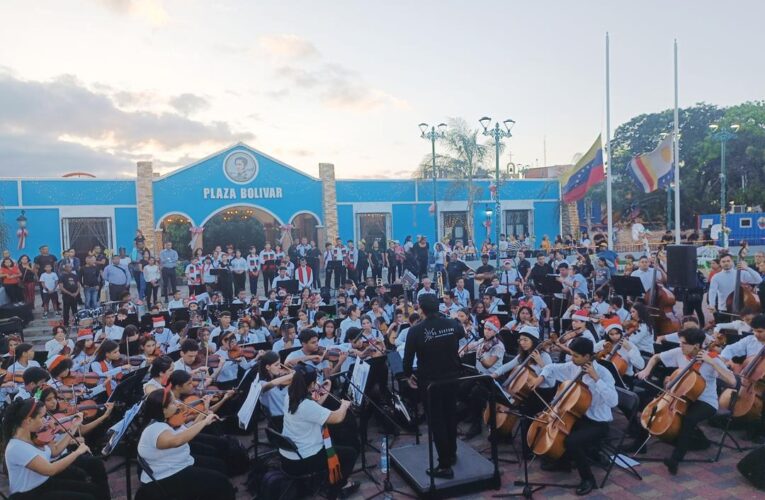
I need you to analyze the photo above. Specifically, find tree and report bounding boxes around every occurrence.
[164,220,192,259]
[412,118,491,240]
[594,101,765,229]
[202,214,266,255]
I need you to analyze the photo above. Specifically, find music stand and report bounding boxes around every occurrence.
[538,275,563,296]
[611,275,645,298]
[171,307,190,323]
[318,305,337,318]
[102,399,145,500]
[279,346,301,363]
[280,279,299,295]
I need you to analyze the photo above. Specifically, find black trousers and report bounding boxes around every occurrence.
[62,294,78,325]
[4,283,22,303]
[457,379,491,426]
[11,475,99,500]
[248,273,259,296]
[561,416,609,482]
[422,381,458,468]
[326,261,343,289]
[683,298,705,326]
[233,273,246,294]
[371,265,383,282]
[107,283,127,302]
[161,267,176,298]
[671,400,716,462]
[281,446,358,493]
[149,464,234,500]
[263,271,275,294]
[145,282,158,307]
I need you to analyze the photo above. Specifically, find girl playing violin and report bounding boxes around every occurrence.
[70,329,97,373]
[137,334,160,367]
[2,398,95,499]
[212,332,260,390]
[90,340,125,396]
[458,316,506,439]
[633,328,735,474]
[44,325,74,360]
[136,389,235,500]
[117,325,141,357]
[553,310,596,362]
[594,324,645,384]
[561,292,588,320]
[143,355,174,395]
[1,333,22,370]
[38,386,114,445]
[8,343,41,375]
[257,351,294,430]
[628,302,655,355]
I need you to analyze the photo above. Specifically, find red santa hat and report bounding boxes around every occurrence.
[47,354,68,372]
[152,316,166,329]
[484,315,501,333]
[571,310,590,322]
[77,327,93,341]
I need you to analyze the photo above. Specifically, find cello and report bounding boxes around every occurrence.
[725,243,761,315]
[526,366,592,460]
[640,350,706,441]
[719,342,765,420]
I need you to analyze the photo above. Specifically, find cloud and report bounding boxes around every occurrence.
[0,73,253,177]
[274,63,407,112]
[169,93,210,116]
[93,0,169,26]
[258,34,320,60]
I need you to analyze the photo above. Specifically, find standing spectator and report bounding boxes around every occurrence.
[18,254,36,307]
[92,244,108,299]
[56,248,80,275]
[403,235,414,253]
[369,240,383,282]
[415,236,430,279]
[356,241,368,281]
[80,254,102,310]
[39,262,60,319]
[33,245,58,303]
[159,241,179,300]
[0,257,22,303]
[143,256,161,308]
[104,255,130,302]
[246,245,260,297]
[307,240,321,289]
[58,262,81,326]
[230,249,247,295]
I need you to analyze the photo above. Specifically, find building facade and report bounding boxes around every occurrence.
[1,143,561,259]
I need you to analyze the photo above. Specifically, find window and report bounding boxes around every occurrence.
[504,210,530,239]
[62,217,113,262]
[357,213,389,247]
[740,218,752,228]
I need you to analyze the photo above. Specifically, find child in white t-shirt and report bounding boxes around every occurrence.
[39,263,60,319]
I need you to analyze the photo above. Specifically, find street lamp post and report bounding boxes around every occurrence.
[420,122,447,243]
[480,117,515,270]
[709,123,740,248]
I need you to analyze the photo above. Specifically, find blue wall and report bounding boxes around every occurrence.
[2,208,61,259]
[0,181,19,206]
[336,180,416,203]
[534,201,560,243]
[153,145,324,228]
[21,180,136,206]
[337,205,354,242]
[115,208,138,251]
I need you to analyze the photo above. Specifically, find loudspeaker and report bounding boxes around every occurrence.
[667,245,698,288]
[738,446,765,490]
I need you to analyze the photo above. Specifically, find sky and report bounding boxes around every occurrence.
[0,0,763,180]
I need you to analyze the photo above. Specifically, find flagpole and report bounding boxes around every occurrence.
[605,32,614,248]
[673,39,681,244]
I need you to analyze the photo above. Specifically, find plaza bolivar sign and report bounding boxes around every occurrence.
[202,187,284,200]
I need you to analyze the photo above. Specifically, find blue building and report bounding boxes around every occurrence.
[0,143,561,259]
[698,212,765,247]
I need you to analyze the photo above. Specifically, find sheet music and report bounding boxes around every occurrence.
[349,360,370,406]
[237,374,261,430]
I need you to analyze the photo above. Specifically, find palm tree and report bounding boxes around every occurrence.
[413,118,491,240]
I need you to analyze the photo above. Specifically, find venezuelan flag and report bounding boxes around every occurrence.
[628,134,674,193]
[560,135,604,203]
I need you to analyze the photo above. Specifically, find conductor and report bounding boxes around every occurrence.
[403,293,465,479]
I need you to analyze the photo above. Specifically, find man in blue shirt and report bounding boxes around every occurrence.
[103,255,130,301]
[159,241,179,300]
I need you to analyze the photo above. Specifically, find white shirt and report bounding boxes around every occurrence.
[44,339,75,359]
[498,269,520,295]
[417,287,437,299]
[630,323,654,354]
[210,324,236,342]
[714,319,752,336]
[143,264,160,283]
[39,272,58,292]
[8,360,40,375]
[137,422,194,482]
[659,347,731,409]
[259,380,287,417]
[339,317,361,341]
[519,295,548,320]
[230,257,248,273]
[452,288,470,308]
[168,299,184,310]
[708,267,763,311]
[153,329,180,353]
[538,361,618,421]
[721,335,765,361]
[472,339,505,375]
[280,396,331,460]
[285,349,330,384]
[496,351,554,388]
[214,349,256,383]
[5,439,51,493]
[101,324,124,342]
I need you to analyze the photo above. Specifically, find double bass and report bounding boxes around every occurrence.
[640,350,706,441]
[645,251,681,335]
[526,366,592,459]
[719,343,765,420]
[725,243,761,315]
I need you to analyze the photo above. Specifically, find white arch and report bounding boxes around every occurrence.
[289,210,323,226]
[155,211,196,230]
[199,203,285,227]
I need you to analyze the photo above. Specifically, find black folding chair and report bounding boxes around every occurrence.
[598,387,643,487]
[134,455,174,500]
[265,427,326,500]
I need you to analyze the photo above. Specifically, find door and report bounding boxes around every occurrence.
[504,210,529,239]
[357,213,390,247]
[62,218,113,261]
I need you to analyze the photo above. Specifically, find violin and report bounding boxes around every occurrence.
[719,342,765,420]
[60,372,103,387]
[33,413,81,445]
[2,370,25,385]
[167,395,221,428]
[596,340,628,376]
[58,399,106,420]
[228,345,258,360]
[316,346,343,363]
[640,349,707,441]
[527,365,592,459]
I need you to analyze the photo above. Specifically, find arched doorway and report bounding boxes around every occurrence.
[291,212,320,243]
[159,214,192,259]
[202,206,281,254]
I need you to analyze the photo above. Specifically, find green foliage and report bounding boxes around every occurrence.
[203,215,266,254]
[164,221,192,259]
[597,101,765,228]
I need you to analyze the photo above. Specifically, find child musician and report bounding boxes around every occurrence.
[634,328,735,474]
[530,337,618,496]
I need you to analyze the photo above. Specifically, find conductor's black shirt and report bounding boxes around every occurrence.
[403,315,464,382]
